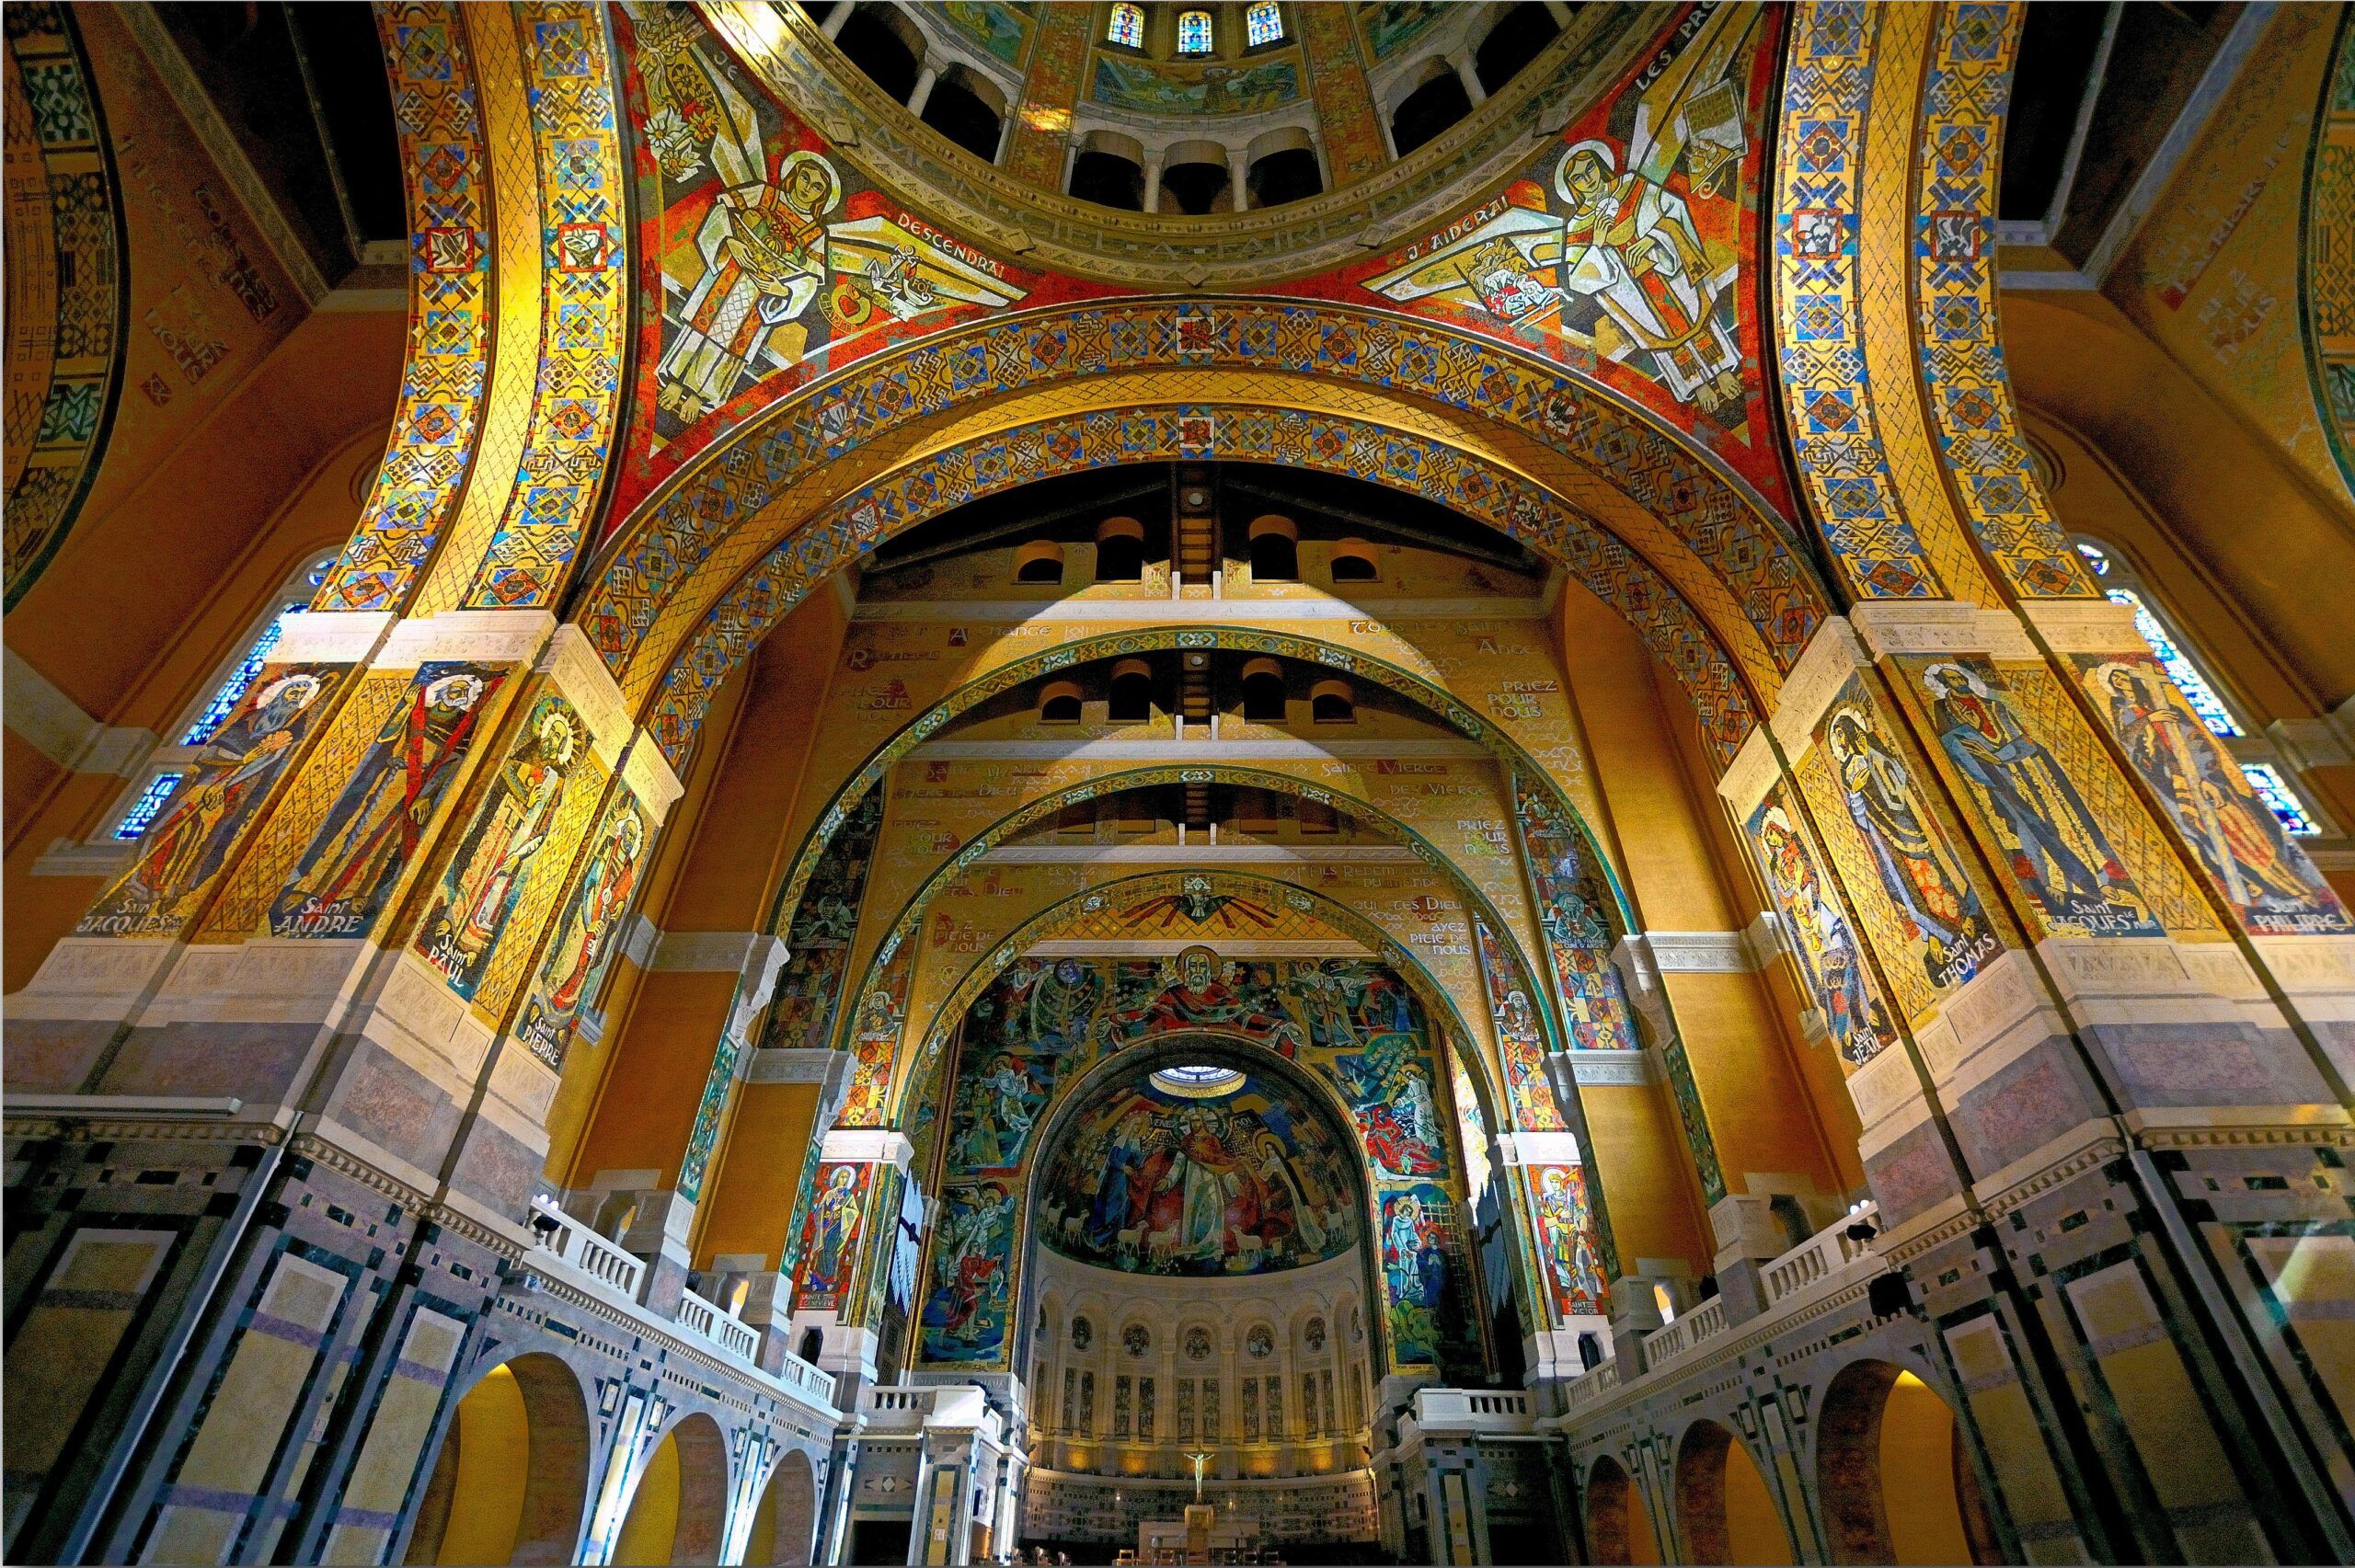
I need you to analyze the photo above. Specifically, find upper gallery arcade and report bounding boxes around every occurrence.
[6,2,2355,1564]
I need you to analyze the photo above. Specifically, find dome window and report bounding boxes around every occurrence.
[1177,9,1215,55]
[1239,658,1286,722]
[1329,538,1377,581]
[1096,516,1146,581]
[1038,680,1085,725]
[1246,2,1284,48]
[1310,679,1355,725]
[1106,1,1144,50]
[1014,539,1065,584]
[1151,1064,1245,1098]
[1247,515,1298,580]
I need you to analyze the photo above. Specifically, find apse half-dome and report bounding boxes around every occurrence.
[1035,1055,1360,1277]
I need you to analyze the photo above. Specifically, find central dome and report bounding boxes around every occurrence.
[1035,1058,1361,1276]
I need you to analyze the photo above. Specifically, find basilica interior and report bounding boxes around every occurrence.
[6,2,2355,1564]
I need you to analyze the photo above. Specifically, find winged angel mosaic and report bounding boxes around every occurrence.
[627,4,1028,430]
[1362,6,1760,423]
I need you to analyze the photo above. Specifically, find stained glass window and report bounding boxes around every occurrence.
[1178,9,1213,53]
[2243,763,2322,836]
[1107,1,1144,48]
[1246,1,1282,46]
[2074,540,2110,576]
[181,601,306,745]
[2104,588,2241,737]
[114,771,187,840]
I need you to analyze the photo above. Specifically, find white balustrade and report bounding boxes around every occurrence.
[678,1286,762,1363]
[1763,1202,1880,1305]
[1562,1358,1619,1410]
[1639,1295,1727,1369]
[779,1349,837,1403]
[528,1196,647,1299]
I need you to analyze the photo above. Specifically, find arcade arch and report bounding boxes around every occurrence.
[1585,1454,1662,1566]
[1673,1418,1792,1566]
[401,1356,591,1567]
[741,1450,821,1566]
[609,1412,729,1567]
[1815,1359,1996,1566]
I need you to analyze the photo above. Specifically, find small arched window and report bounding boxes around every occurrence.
[1096,516,1146,581]
[1014,539,1065,584]
[1328,538,1377,581]
[798,1327,824,1364]
[1310,679,1354,725]
[1106,1,1145,49]
[1038,679,1085,724]
[1246,1,1284,47]
[2074,536,2326,835]
[1247,515,1298,580]
[1108,658,1155,721]
[1177,9,1215,54]
[1239,658,1286,722]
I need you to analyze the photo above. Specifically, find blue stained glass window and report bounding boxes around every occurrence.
[2242,763,2322,836]
[1246,1,1282,46]
[1150,1064,1244,1097]
[115,772,187,841]
[1177,9,1213,53]
[2074,540,2110,576]
[1107,2,1144,48]
[181,602,305,745]
[2105,588,2241,738]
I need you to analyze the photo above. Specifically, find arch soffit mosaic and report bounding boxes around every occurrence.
[897,867,1516,1139]
[764,624,1638,942]
[634,386,1786,774]
[847,764,1565,1120]
[582,300,1827,722]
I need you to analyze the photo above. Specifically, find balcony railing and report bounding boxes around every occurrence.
[779,1348,838,1403]
[528,1196,646,1299]
[678,1286,762,1363]
[1638,1296,1727,1368]
[1763,1201,1880,1305]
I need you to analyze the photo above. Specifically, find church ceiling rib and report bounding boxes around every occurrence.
[3,3,127,610]
[317,2,493,613]
[752,624,1637,946]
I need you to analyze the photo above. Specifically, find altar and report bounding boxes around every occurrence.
[1134,1505,1263,1565]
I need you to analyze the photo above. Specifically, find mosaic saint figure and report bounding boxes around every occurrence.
[1920,662,2149,931]
[91,672,326,928]
[274,669,497,935]
[419,700,580,993]
[1533,1166,1605,1315]
[1555,142,1743,413]
[2096,662,2341,921]
[523,806,645,1057]
[1826,704,1995,986]
[1752,801,1890,1064]
[800,1165,862,1299]
[923,1183,1011,1353]
[659,149,843,417]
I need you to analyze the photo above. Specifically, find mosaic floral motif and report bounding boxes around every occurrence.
[78,667,342,938]
[4,3,123,609]
[1036,1069,1361,1277]
[1185,1325,1212,1359]
[1745,784,1898,1067]
[1903,657,2162,939]
[1911,2,2094,600]
[269,663,505,940]
[413,692,586,999]
[1124,1322,1151,1357]
[462,5,630,609]
[2074,655,2351,937]
[317,4,489,612]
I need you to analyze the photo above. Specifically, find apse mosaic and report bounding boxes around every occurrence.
[913,950,1484,1372]
[1032,1071,1361,1276]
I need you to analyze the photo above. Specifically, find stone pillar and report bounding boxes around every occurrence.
[818,1422,867,1566]
[907,60,940,117]
[1141,149,1164,213]
[821,0,855,40]
[1228,147,1250,212]
[1605,1274,1664,1375]
[1453,55,1488,107]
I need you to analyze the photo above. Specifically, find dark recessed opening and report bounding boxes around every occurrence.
[1999,3,2109,222]
[1311,690,1354,724]
[836,6,918,102]
[1071,150,1146,210]
[1247,147,1323,207]
[1241,671,1287,722]
[1329,549,1377,582]
[1109,672,1154,722]
[1391,73,1473,156]
[922,76,1002,161]
[1476,4,1565,96]
[1016,553,1064,584]
[1249,532,1298,581]
[1161,160,1232,215]
[1096,532,1145,581]
[1040,692,1084,724]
